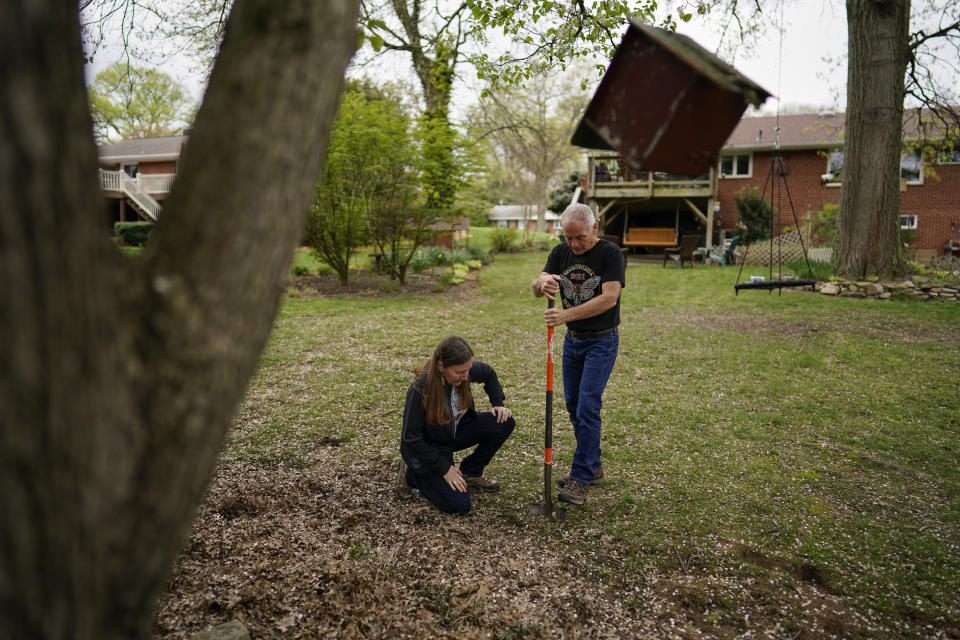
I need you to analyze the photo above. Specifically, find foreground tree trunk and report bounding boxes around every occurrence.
[0,1,358,638]
[836,0,911,279]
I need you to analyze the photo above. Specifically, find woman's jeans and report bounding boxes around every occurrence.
[562,331,619,484]
[405,411,515,514]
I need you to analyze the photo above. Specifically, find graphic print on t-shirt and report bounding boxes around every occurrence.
[560,264,601,307]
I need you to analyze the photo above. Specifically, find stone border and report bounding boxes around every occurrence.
[815,277,960,301]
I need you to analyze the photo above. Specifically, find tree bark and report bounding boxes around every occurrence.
[836,0,911,278]
[0,0,358,638]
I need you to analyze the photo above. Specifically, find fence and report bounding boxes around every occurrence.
[739,229,827,266]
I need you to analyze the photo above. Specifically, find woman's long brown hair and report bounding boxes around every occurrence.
[416,335,474,426]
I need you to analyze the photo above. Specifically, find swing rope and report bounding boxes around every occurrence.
[735,4,817,295]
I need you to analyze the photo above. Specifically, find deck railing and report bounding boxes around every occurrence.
[586,152,713,198]
[592,172,711,198]
[98,170,175,195]
[138,173,175,193]
[98,169,162,220]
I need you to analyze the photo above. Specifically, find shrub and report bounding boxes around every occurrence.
[438,263,470,286]
[733,186,773,244]
[291,265,310,277]
[489,227,518,252]
[810,203,838,245]
[409,245,489,274]
[410,246,450,273]
[787,259,835,281]
[114,221,154,246]
[455,246,489,264]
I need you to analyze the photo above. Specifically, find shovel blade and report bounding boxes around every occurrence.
[528,502,568,522]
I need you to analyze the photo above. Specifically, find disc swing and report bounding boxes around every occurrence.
[733,5,817,295]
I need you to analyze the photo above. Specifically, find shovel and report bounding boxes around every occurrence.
[529,298,567,522]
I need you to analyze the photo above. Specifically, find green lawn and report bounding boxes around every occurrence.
[227,251,960,637]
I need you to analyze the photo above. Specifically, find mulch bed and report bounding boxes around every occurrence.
[153,448,868,639]
[289,269,477,299]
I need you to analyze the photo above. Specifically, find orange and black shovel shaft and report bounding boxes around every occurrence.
[543,298,555,515]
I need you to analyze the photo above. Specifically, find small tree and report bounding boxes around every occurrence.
[306,88,421,285]
[733,186,773,244]
[362,93,430,284]
[303,192,365,286]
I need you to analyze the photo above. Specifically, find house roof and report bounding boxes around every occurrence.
[98,135,187,165]
[488,205,560,221]
[722,107,952,152]
[428,216,471,232]
[722,112,846,151]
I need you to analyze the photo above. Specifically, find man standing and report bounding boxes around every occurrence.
[531,203,625,506]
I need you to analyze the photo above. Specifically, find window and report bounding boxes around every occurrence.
[900,214,918,230]
[720,153,751,178]
[938,147,960,164]
[900,151,923,185]
[823,151,924,185]
[824,151,844,185]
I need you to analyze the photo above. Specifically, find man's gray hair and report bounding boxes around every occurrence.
[561,203,596,227]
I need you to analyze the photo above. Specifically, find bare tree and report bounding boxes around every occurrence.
[1,0,358,638]
[471,71,586,234]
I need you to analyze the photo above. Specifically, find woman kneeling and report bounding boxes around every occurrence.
[397,335,515,514]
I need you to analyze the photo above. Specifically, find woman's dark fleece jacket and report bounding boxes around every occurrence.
[400,361,505,475]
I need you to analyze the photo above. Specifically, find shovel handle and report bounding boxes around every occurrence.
[544,297,555,515]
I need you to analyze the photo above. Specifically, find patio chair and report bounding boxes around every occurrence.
[705,235,741,266]
[662,234,701,268]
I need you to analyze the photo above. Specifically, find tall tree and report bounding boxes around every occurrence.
[835,0,912,278]
[1,1,359,638]
[470,70,586,232]
[88,62,196,141]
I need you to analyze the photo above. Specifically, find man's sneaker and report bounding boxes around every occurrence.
[394,460,415,500]
[558,478,589,505]
[557,466,604,489]
[463,474,500,492]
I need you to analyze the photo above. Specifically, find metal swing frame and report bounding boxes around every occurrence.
[734,136,818,295]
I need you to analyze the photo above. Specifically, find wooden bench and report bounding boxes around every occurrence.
[623,227,677,247]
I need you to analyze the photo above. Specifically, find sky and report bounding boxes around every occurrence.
[672,1,848,113]
[84,0,851,120]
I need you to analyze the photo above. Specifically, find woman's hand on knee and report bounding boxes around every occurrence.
[444,465,467,492]
[491,406,512,423]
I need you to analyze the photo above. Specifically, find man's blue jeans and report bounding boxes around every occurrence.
[562,331,619,484]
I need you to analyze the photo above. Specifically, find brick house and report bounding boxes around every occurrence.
[97,135,185,226]
[587,110,960,260]
[487,205,561,233]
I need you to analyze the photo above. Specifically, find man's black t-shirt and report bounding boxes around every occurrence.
[543,238,626,332]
